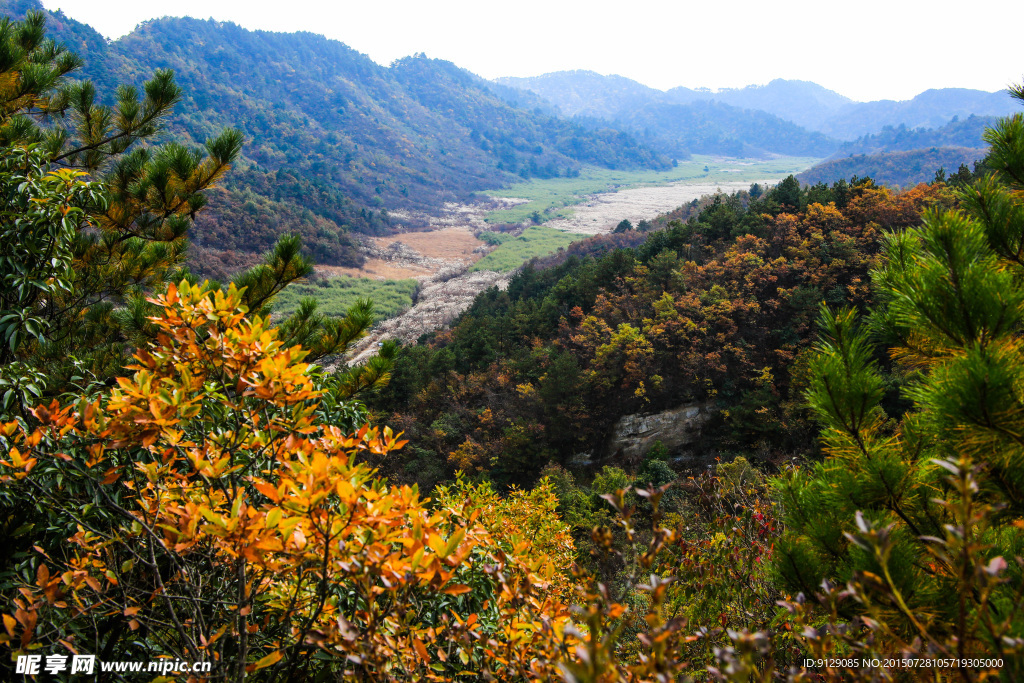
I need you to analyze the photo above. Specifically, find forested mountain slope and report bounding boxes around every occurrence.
[0,0,667,276]
[834,114,995,156]
[793,115,994,188]
[370,177,948,487]
[797,147,987,188]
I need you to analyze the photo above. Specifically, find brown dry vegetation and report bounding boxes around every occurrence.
[314,227,486,280]
[374,226,484,260]
[316,261,434,280]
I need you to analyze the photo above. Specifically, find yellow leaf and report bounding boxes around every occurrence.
[253,650,282,670]
[427,533,447,557]
[199,508,227,528]
[443,527,466,557]
[230,492,244,518]
[409,546,425,571]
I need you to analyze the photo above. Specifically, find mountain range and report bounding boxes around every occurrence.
[2,0,1016,276]
[496,71,1011,187]
[498,71,1017,141]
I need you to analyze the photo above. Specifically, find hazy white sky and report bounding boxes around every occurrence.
[39,0,1023,103]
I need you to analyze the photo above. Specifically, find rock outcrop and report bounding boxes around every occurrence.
[607,403,712,463]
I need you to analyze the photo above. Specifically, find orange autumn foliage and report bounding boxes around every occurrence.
[0,281,576,681]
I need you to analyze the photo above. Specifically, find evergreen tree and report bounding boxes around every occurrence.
[0,11,242,387]
[774,84,1024,667]
[770,174,802,209]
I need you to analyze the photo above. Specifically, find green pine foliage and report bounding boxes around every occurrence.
[774,92,1024,667]
[0,10,249,395]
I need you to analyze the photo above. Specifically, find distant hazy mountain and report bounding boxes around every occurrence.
[816,90,1016,140]
[497,70,665,119]
[479,78,560,116]
[498,71,1017,145]
[0,1,667,276]
[796,113,995,190]
[498,72,841,158]
[687,82,1012,139]
[615,100,839,158]
[665,79,853,132]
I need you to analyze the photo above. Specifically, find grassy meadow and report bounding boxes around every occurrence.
[272,156,819,316]
[470,226,587,271]
[273,276,419,320]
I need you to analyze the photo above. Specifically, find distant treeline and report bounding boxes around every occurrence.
[798,147,987,188]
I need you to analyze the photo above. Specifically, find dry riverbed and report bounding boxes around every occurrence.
[537,179,780,235]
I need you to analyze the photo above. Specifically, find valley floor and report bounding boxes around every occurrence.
[538,178,782,234]
[338,169,810,365]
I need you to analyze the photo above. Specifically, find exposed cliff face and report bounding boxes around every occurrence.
[607,402,713,465]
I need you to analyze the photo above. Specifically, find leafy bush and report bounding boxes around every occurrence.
[0,282,575,680]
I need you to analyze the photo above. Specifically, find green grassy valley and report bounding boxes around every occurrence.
[469,226,585,271]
